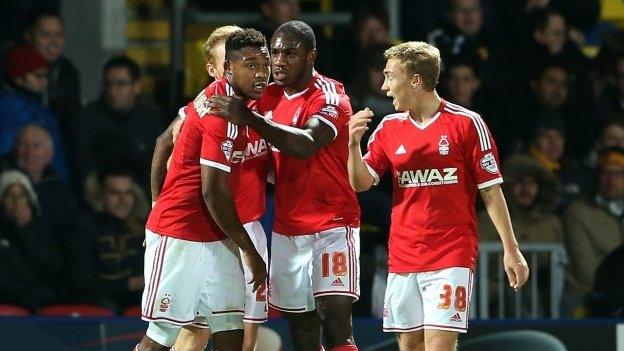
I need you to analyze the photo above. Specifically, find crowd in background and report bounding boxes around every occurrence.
[1,0,624,319]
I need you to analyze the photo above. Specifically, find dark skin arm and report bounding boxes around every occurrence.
[201,165,267,292]
[150,115,183,202]
[207,95,335,159]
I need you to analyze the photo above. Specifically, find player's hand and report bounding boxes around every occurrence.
[207,95,253,125]
[241,249,267,292]
[349,108,374,147]
[503,247,530,291]
[172,118,184,144]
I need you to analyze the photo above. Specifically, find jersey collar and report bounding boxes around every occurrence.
[408,99,444,130]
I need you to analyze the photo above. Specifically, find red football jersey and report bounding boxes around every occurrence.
[363,100,503,272]
[260,72,360,235]
[147,78,265,241]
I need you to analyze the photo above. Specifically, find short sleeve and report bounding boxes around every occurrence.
[305,93,352,139]
[463,116,503,189]
[362,125,391,185]
[199,116,237,173]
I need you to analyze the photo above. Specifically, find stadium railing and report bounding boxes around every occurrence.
[474,242,568,319]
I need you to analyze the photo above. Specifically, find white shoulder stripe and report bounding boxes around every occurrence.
[444,103,490,151]
[366,112,408,147]
[315,77,339,105]
[227,122,238,139]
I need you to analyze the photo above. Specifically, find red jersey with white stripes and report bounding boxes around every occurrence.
[363,100,503,272]
[260,72,360,235]
[147,78,264,242]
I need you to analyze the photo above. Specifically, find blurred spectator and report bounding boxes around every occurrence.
[563,148,624,295]
[72,56,163,196]
[492,0,600,46]
[427,0,504,65]
[589,242,624,317]
[512,63,590,158]
[479,155,562,244]
[442,58,507,153]
[348,44,394,125]
[478,155,562,316]
[0,0,60,53]
[256,0,301,41]
[333,3,393,84]
[596,56,624,119]
[71,169,147,313]
[584,117,624,171]
[0,44,69,181]
[0,124,81,250]
[0,170,61,310]
[528,121,589,207]
[23,9,82,141]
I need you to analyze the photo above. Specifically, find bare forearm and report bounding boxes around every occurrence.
[150,117,182,201]
[203,188,255,253]
[480,185,519,250]
[247,112,315,158]
[348,144,374,192]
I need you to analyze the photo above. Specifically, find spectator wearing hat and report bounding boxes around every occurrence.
[0,45,69,182]
[528,120,590,208]
[563,148,624,295]
[0,169,62,310]
[479,155,563,316]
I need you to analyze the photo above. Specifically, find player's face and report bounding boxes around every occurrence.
[103,175,135,220]
[228,46,270,100]
[381,59,416,112]
[28,16,65,62]
[206,42,226,79]
[270,33,311,87]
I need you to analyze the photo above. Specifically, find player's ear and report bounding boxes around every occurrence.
[206,63,217,78]
[307,49,317,65]
[411,74,422,89]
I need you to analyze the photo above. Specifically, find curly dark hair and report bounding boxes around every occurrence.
[224,28,267,61]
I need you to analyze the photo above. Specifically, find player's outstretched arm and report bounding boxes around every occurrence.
[479,184,530,291]
[348,108,375,192]
[207,95,334,159]
[150,110,184,203]
[200,165,267,292]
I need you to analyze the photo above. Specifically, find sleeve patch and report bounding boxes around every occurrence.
[480,152,499,174]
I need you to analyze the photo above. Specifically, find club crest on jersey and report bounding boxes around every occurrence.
[480,152,499,174]
[221,139,234,160]
[291,107,302,125]
[438,135,450,155]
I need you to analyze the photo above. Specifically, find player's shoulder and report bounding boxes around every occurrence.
[309,73,349,107]
[371,112,408,134]
[440,100,483,126]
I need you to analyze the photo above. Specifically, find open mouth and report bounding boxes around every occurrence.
[273,71,287,81]
[252,82,266,93]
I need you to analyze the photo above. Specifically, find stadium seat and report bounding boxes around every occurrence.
[122,305,142,317]
[461,330,568,351]
[38,304,115,317]
[0,304,31,316]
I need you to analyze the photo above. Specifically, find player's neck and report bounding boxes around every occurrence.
[284,69,314,95]
[408,91,442,124]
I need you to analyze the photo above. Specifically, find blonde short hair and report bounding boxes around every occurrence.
[204,25,243,64]
[384,41,442,91]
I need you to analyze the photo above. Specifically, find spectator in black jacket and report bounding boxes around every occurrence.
[23,9,81,145]
[71,56,163,196]
[0,169,61,310]
[590,243,624,317]
[71,169,147,313]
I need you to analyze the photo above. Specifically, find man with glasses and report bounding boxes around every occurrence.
[72,55,163,195]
